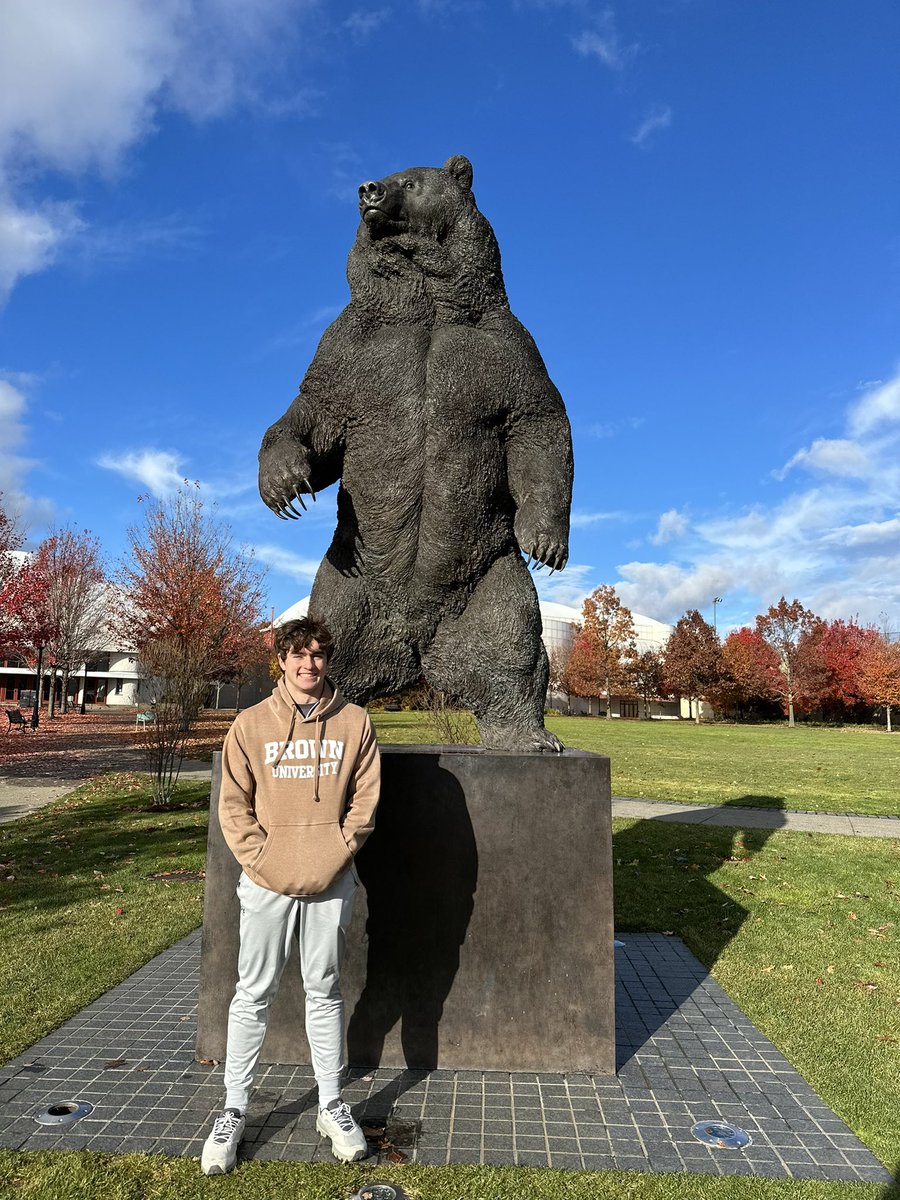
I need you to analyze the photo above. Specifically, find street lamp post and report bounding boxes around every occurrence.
[712,596,723,634]
[31,644,44,731]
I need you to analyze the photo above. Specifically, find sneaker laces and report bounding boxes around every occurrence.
[325,1100,357,1133]
[211,1110,243,1143]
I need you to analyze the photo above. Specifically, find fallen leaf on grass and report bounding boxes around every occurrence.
[854,981,878,991]
[875,1035,897,1043]
[849,912,858,921]
[826,964,835,973]
[815,977,823,987]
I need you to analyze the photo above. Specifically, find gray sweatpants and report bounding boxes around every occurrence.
[223,866,358,1112]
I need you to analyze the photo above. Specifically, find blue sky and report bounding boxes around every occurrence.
[1,0,898,632]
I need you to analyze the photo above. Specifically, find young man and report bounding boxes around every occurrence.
[201,616,380,1175]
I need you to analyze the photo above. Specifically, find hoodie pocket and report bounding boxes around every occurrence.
[246,821,353,897]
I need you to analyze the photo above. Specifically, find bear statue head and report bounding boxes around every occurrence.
[347,154,508,326]
[357,154,475,242]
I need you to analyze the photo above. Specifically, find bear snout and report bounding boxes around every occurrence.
[358,179,386,211]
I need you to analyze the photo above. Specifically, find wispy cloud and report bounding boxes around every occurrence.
[775,437,869,481]
[631,104,672,148]
[0,0,316,301]
[609,368,900,627]
[253,543,321,584]
[343,9,391,42]
[572,9,635,71]
[534,562,595,609]
[570,510,625,528]
[848,372,900,436]
[96,449,190,497]
[0,378,53,527]
[649,508,688,544]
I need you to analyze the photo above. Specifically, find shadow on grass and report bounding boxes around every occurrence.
[613,794,787,1070]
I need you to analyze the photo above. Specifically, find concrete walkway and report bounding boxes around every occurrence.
[0,760,214,825]
[611,797,900,839]
[2,767,898,838]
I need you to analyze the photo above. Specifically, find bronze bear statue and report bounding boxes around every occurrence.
[259,154,573,752]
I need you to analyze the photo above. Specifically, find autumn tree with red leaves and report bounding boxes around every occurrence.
[706,627,780,718]
[35,527,107,716]
[0,496,55,672]
[755,597,821,727]
[662,609,722,723]
[563,585,637,718]
[858,633,900,732]
[114,490,266,803]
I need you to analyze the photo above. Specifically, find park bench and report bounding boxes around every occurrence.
[5,708,31,733]
[135,710,156,728]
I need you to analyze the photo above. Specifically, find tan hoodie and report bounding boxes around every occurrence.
[219,676,380,896]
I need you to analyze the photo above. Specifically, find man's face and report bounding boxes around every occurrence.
[278,639,328,697]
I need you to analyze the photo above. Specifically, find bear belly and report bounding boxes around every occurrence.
[337,322,515,597]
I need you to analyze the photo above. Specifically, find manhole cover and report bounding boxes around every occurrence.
[34,1100,93,1126]
[691,1120,751,1149]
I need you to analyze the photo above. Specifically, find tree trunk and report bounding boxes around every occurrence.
[694,695,701,725]
[48,669,57,718]
[788,691,795,727]
[604,672,612,719]
[888,705,893,733]
[61,666,70,713]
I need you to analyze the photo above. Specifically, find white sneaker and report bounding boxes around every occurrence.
[316,1098,368,1162]
[201,1108,246,1175]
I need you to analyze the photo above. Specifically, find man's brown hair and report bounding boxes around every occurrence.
[275,616,334,662]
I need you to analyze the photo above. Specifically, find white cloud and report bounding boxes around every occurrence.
[253,543,321,583]
[570,510,624,528]
[604,365,900,627]
[615,560,734,624]
[649,508,688,544]
[0,200,85,301]
[0,0,314,299]
[572,10,633,70]
[848,370,900,436]
[776,437,870,480]
[631,105,672,148]
[96,449,189,497]
[534,562,595,608]
[0,378,53,526]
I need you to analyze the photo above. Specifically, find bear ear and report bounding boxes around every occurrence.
[444,155,473,192]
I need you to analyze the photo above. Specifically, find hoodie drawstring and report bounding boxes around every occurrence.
[272,702,298,771]
[313,711,322,802]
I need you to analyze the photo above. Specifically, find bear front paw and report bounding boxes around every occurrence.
[518,534,568,574]
[259,441,316,521]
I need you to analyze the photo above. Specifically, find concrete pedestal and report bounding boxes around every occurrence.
[196,745,614,1074]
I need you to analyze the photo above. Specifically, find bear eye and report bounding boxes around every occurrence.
[403,179,415,190]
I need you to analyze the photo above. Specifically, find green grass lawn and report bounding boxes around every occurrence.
[371,711,900,816]
[1,774,898,1196]
[0,1150,891,1200]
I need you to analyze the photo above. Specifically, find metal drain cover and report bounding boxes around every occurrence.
[691,1120,751,1149]
[354,1185,402,1200]
[34,1100,94,1126]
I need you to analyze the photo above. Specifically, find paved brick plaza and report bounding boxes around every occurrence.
[0,929,889,1184]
